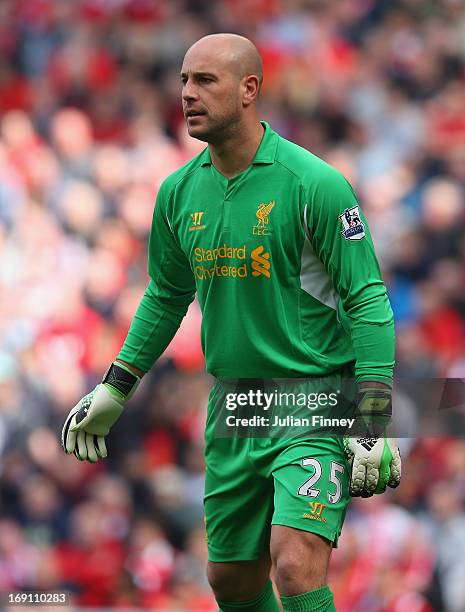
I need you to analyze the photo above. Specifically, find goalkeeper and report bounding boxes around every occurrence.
[62,34,401,612]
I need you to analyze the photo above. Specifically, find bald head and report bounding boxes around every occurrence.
[181,34,263,143]
[185,34,263,90]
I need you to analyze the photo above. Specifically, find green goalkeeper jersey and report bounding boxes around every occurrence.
[118,121,395,383]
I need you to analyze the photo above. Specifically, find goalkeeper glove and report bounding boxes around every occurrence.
[343,387,401,497]
[61,361,140,463]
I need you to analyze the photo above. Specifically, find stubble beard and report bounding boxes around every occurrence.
[187,105,242,145]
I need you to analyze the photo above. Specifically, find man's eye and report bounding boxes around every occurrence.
[199,77,213,83]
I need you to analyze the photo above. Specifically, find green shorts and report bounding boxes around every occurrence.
[204,380,351,562]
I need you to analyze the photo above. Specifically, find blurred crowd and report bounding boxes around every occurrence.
[1,0,465,609]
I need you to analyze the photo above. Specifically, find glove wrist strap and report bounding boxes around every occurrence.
[357,388,392,418]
[102,362,140,400]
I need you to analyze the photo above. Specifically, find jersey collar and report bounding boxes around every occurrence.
[200,121,277,167]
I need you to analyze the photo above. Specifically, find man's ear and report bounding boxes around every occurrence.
[242,75,260,107]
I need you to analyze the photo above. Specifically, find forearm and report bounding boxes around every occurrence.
[115,360,145,378]
[344,289,395,387]
[350,317,395,386]
[359,381,390,390]
[116,279,194,373]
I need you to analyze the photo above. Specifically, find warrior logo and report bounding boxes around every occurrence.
[303,501,327,522]
[189,211,205,231]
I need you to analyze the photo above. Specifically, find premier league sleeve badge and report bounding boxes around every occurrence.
[339,206,365,240]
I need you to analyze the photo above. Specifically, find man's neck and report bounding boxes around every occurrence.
[209,120,264,179]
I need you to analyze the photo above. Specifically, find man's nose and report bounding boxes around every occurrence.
[182,80,199,101]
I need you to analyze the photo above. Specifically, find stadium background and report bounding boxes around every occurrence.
[1,0,465,609]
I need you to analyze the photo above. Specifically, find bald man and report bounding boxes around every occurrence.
[63,34,400,611]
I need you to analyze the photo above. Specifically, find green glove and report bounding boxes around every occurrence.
[61,362,140,463]
[343,387,401,497]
